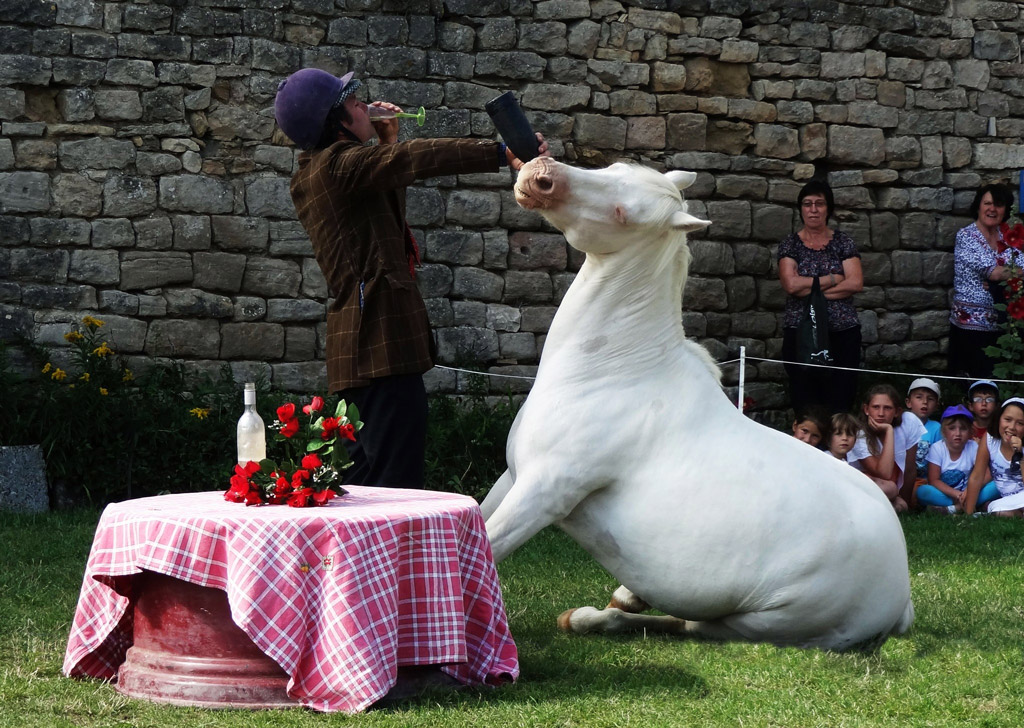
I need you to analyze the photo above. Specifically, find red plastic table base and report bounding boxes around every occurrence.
[114,571,461,710]
[115,571,294,709]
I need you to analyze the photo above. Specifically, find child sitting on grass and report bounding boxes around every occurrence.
[966,397,1024,517]
[917,405,995,514]
[847,384,909,513]
[828,413,859,462]
[791,407,830,449]
[905,377,942,483]
[966,380,999,442]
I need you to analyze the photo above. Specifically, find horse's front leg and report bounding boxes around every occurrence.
[479,468,513,521]
[484,469,592,563]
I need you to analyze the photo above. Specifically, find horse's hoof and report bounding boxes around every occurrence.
[557,608,577,632]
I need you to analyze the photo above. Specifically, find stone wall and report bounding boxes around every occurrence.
[2,0,1023,404]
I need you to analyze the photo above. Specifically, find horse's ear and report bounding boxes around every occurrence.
[669,211,710,232]
[665,170,698,190]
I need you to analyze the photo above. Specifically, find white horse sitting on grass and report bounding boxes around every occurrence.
[481,158,913,651]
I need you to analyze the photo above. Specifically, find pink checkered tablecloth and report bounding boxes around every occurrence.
[63,487,519,713]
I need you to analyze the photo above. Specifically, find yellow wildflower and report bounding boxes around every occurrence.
[82,315,105,329]
[189,407,210,420]
[79,372,91,382]
[93,342,114,357]
[64,330,84,343]
[42,362,52,374]
[99,388,109,396]
[122,368,134,382]
[69,384,76,389]
[51,368,67,381]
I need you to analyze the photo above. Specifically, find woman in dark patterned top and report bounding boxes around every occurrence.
[777,180,864,415]
[948,183,1022,379]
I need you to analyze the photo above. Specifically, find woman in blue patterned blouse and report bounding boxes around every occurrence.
[948,183,1022,378]
[778,180,864,414]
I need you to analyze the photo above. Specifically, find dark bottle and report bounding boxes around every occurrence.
[485,91,540,163]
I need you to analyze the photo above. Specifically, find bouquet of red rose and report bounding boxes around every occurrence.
[225,396,363,507]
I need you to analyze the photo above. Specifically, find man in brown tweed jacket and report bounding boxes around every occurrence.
[275,68,547,488]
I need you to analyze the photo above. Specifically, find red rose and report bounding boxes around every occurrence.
[274,476,290,495]
[235,461,260,477]
[312,489,336,506]
[320,417,340,440]
[277,402,296,422]
[301,453,322,470]
[291,469,311,488]
[280,419,300,438]
[338,423,356,441]
[303,396,324,415]
[1008,299,1024,321]
[1005,223,1024,250]
[287,487,313,508]
[243,489,262,506]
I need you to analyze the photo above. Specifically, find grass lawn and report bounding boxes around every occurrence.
[1,509,1022,727]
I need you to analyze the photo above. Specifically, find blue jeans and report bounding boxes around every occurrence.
[917,481,1000,508]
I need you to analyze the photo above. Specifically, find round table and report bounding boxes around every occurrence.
[63,488,518,713]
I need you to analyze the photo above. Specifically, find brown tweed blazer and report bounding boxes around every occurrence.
[290,137,502,392]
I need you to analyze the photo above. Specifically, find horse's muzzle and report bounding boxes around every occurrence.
[514,157,564,210]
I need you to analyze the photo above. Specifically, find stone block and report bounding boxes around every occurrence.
[705,200,752,239]
[268,221,309,256]
[452,267,502,301]
[193,251,246,293]
[0,446,48,514]
[104,58,157,87]
[754,124,799,159]
[266,299,325,323]
[572,114,627,150]
[103,175,157,216]
[435,327,499,365]
[499,332,536,361]
[452,301,486,327]
[424,231,483,266]
[0,171,49,213]
[133,216,173,250]
[98,290,139,315]
[164,289,233,318]
[245,177,295,219]
[92,218,134,249]
[508,232,567,270]
[29,217,90,247]
[666,114,707,152]
[146,319,220,358]
[828,126,885,166]
[242,258,301,297]
[171,215,211,251]
[10,248,68,282]
[160,175,234,214]
[706,121,754,155]
[120,251,192,290]
[211,216,269,252]
[626,117,666,150]
[503,271,552,303]
[283,326,316,362]
[445,190,500,227]
[69,249,119,285]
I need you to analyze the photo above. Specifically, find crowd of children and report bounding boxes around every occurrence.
[791,378,1024,518]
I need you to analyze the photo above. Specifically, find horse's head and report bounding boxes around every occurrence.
[514,159,709,254]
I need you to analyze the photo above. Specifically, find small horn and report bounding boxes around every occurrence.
[665,170,698,190]
[670,210,710,232]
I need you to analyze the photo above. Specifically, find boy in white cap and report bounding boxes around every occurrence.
[966,379,999,442]
[905,377,942,494]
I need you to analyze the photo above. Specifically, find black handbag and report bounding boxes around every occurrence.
[796,276,832,365]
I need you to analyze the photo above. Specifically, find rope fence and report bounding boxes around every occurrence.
[436,350,1023,410]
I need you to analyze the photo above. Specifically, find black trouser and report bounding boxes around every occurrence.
[782,325,862,415]
[340,373,427,488]
[947,324,999,379]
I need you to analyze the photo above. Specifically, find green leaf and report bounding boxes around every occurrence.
[307,440,325,452]
[259,458,277,473]
[347,402,360,424]
[335,399,347,418]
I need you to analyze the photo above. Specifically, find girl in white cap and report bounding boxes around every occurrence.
[965,398,1024,516]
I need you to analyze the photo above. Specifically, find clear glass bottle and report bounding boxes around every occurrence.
[236,382,266,465]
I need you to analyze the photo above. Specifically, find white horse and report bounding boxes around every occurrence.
[481,159,913,651]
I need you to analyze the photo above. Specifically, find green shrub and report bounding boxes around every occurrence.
[424,394,520,501]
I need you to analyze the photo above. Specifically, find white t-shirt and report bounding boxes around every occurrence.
[847,416,927,476]
[985,435,1024,498]
[925,439,978,491]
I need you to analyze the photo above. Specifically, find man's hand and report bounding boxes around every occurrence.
[507,133,551,171]
[370,101,401,145]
